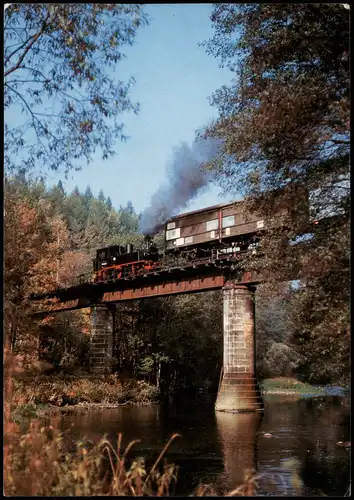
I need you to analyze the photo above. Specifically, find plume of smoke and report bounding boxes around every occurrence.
[140,138,220,235]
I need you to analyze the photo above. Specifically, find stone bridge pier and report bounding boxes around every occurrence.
[89,304,115,374]
[215,282,264,412]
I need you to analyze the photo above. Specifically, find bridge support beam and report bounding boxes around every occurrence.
[89,304,114,374]
[215,283,263,412]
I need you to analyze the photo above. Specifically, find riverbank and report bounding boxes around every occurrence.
[260,377,343,396]
[10,374,159,422]
[11,374,348,423]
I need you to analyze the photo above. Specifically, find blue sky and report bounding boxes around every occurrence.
[54,4,235,213]
[10,4,237,214]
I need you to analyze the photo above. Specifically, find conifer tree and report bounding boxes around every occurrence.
[98,189,105,202]
[106,196,113,210]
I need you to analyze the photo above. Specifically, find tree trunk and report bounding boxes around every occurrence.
[10,314,18,352]
[156,360,161,390]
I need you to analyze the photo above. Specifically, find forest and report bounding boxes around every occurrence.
[4,3,349,497]
[4,3,349,391]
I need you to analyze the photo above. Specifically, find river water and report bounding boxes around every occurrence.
[56,393,350,496]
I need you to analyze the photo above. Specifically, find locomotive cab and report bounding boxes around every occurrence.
[93,245,126,272]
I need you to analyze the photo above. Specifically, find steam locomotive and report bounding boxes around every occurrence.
[92,201,265,282]
[93,239,160,282]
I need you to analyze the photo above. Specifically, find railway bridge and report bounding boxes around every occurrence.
[32,254,264,413]
[30,194,332,413]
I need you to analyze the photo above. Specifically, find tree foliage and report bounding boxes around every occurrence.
[255,283,300,379]
[203,4,350,383]
[114,293,223,394]
[4,4,148,177]
[4,181,69,353]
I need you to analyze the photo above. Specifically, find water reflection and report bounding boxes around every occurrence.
[215,412,261,492]
[256,396,351,496]
[57,395,350,496]
[60,406,172,455]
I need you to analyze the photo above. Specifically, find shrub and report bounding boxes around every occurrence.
[260,342,301,379]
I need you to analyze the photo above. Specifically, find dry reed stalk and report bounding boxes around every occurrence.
[225,469,259,496]
[4,339,18,494]
[142,432,180,491]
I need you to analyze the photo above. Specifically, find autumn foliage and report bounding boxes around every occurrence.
[4,179,90,367]
[203,4,350,384]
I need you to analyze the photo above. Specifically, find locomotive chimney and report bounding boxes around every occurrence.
[126,243,134,254]
[144,235,152,250]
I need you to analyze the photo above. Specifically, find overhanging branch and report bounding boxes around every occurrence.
[4,14,50,78]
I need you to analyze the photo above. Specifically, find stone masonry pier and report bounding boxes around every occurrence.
[215,283,264,412]
[90,304,114,374]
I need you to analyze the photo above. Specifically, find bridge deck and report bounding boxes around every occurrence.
[32,254,260,314]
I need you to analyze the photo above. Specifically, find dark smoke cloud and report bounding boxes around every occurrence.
[140,138,220,235]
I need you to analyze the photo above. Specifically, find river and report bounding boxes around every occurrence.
[55,393,350,496]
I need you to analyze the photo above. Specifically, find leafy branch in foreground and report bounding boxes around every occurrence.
[4,4,148,177]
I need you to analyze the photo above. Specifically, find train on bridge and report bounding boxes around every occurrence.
[93,200,263,282]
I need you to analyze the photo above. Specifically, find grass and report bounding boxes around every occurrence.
[4,418,183,496]
[260,377,326,395]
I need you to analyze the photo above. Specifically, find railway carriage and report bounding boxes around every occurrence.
[163,201,265,260]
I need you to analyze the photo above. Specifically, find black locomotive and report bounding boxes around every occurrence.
[93,237,160,282]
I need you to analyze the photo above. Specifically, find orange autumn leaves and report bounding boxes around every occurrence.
[4,185,91,349]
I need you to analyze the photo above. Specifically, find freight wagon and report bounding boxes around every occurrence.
[163,200,265,260]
